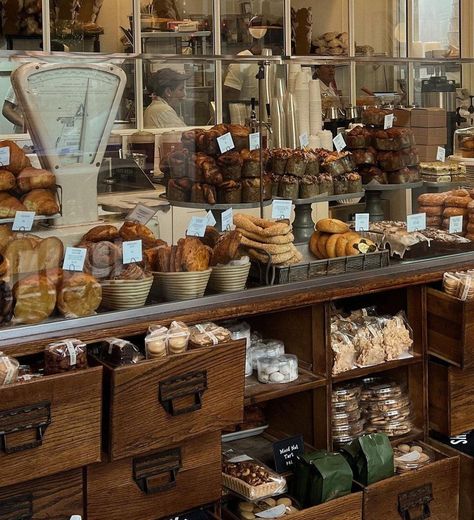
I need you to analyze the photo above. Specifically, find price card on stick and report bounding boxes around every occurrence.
[333,133,346,152]
[12,211,35,231]
[0,147,10,167]
[355,213,370,232]
[187,216,207,237]
[407,213,426,232]
[299,133,309,148]
[126,203,157,224]
[221,208,233,231]
[449,215,463,234]
[206,210,216,227]
[63,247,87,272]
[217,132,235,154]
[437,146,446,163]
[249,132,260,151]
[272,199,292,220]
[122,240,143,264]
[384,114,394,129]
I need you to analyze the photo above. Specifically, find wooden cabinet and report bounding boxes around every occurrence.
[87,432,222,520]
[0,468,83,519]
[0,365,102,487]
[98,340,246,461]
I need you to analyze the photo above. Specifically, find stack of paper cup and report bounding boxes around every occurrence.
[319,130,334,151]
[309,134,322,149]
[272,77,287,148]
[294,72,310,139]
[288,64,302,93]
[284,92,298,149]
[309,79,323,135]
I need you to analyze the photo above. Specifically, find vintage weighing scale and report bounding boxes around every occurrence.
[11,60,127,227]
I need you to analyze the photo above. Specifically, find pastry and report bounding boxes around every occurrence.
[326,233,342,258]
[248,246,300,265]
[374,128,414,151]
[242,176,271,203]
[0,192,26,218]
[211,230,242,266]
[167,178,192,202]
[351,148,377,166]
[241,236,293,255]
[443,207,468,218]
[347,172,362,193]
[334,174,349,195]
[0,170,15,191]
[278,175,299,199]
[203,184,217,204]
[100,338,144,366]
[191,183,206,203]
[418,205,443,217]
[110,263,148,280]
[316,218,349,234]
[13,273,56,324]
[317,173,334,195]
[305,151,320,175]
[156,246,172,272]
[299,175,319,199]
[0,140,31,175]
[309,231,323,259]
[346,237,377,256]
[198,226,220,249]
[217,151,243,180]
[22,189,59,216]
[346,126,373,149]
[16,167,56,193]
[0,225,13,251]
[189,322,231,347]
[236,227,294,245]
[228,124,250,151]
[82,225,120,243]
[286,150,307,177]
[58,272,102,317]
[359,166,387,185]
[44,338,88,374]
[322,152,355,176]
[119,221,158,249]
[241,149,264,178]
[426,216,442,227]
[272,148,292,175]
[418,192,449,206]
[180,237,211,271]
[336,236,349,257]
[445,195,471,208]
[4,236,64,275]
[83,241,121,279]
[168,149,191,179]
[0,279,13,325]
[217,180,242,204]
[181,128,205,152]
[361,107,392,127]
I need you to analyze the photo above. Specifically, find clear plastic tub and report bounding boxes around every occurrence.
[332,382,362,403]
[257,355,298,384]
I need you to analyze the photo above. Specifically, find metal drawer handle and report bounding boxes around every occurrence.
[159,370,208,417]
[133,447,181,495]
[0,401,51,454]
[398,483,433,520]
[0,493,33,519]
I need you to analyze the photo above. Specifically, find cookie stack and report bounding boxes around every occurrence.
[234,214,302,266]
[309,219,376,259]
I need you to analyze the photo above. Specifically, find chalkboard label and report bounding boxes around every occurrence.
[272,435,304,472]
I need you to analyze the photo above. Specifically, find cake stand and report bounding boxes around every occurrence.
[363,182,423,222]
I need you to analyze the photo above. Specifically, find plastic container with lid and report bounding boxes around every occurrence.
[221,320,252,349]
[257,354,298,384]
[393,443,434,473]
[367,419,413,437]
[332,382,362,403]
[365,395,411,413]
[332,408,362,426]
[333,418,365,437]
[0,351,19,385]
[250,341,283,370]
[333,397,360,413]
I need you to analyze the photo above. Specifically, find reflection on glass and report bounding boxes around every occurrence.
[143,60,215,128]
[140,0,212,55]
[356,64,408,106]
[413,63,461,107]
[221,0,283,56]
[411,0,459,58]
[354,0,406,58]
[0,0,42,51]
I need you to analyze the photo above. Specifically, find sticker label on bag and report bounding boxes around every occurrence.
[63,247,87,272]
[217,132,235,154]
[65,340,77,366]
[12,211,35,231]
[123,240,143,264]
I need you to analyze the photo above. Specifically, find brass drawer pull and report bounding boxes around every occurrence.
[133,448,181,494]
[159,370,208,417]
[398,483,433,520]
[0,401,51,454]
[0,493,33,519]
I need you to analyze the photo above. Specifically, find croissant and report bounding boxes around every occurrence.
[0,192,26,218]
[0,170,16,191]
[21,189,59,216]
[16,167,56,193]
[0,140,31,175]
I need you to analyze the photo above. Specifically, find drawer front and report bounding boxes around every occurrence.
[0,366,102,487]
[429,360,474,436]
[106,341,245,460]
[0,468,83,519]
[87,432,221,520]
[363,454,459,520]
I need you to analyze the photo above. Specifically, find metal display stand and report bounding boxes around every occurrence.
[363,182,423,221]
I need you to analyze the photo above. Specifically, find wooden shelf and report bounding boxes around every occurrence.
[332,354,423,383]
[244,369,326,406]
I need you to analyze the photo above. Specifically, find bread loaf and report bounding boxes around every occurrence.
[119,221,158,249]
[180,237,211,271]
[0,192,26,217]
[0,170,15,191]
[4,236,64,276]
[0,140,30,175]
[58,272,102,317]
[13,274,56,324]
[316,218,349,234]
[16,167,55,193]
[211,231,242,266]
[82,225,120,243]
[22,189,59,216]
[418,205,443,217]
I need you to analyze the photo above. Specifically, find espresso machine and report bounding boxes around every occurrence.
[421,75,457,155]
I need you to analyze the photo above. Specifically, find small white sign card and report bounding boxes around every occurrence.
[272,199,292,220]
[12,211,35,231]
[206,210,216,227]
[355,213,370,232]
[221,207,233,231]
[436,146,446,163]
[187,216,207,237]
[217,132,235,154]
[249,132,261,151]
[449,215,463,234]
[299,133,309,148]
[407,213,427,232]
[333,133,346,152]
[122,240,143,264]
[63,247,87,272]
[126,203,157,224]
[384,113,394,129]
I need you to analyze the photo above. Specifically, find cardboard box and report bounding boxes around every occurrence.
[417,144,439,161]
[394,107,446,128]
[412,126,447,145]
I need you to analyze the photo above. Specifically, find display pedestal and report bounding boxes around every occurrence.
[364,182,423,222]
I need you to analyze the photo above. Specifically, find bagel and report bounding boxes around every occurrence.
[336,236,348,257]
[317,233,330,258]
[309,231,323,259]
[326,234,341,258]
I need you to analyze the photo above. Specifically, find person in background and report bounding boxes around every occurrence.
[313,65,339,97]
[144,68,190,128]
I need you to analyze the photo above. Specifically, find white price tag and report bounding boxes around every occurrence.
[272,199,292,220]
[12,211,35,231]
[206,210,216,227]
[63,247,87,272]
[384,114,394,129]
[122,240,143,264]
[449,215,463,234]
[187,216,207,237]
[355,213,370,232]
[126,203,157,224]
[333,133,346,152]
[299,133,309,148]
[217,132,235,154]
[249,132,260,151]
[437,146,446,163]
[221,207,233,231]
[0,146,10,167]
[407,213,426,232]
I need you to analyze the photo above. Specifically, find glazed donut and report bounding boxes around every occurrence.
[418,205,443,217]
[444,196,471,208]
[443,207,468,218]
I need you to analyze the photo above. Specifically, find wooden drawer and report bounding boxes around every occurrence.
[0,468,83,519]
[427,287,474,368]
[224,492,363,520]
[87,431,222,520]
[429,359,474,436]
[0,365,102,487]
[361,442,459,520]
[99,340,245,460]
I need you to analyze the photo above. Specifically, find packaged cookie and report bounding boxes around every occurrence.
[222,450,287,500]
[332,408,362,426]
[189,322,232,348]
[332,382,362,403]
[333,397,360,413]
[222,321,252,376]
[100,337,144,366]
[234,495,299,518]
[332,331,356,375]
[0,351,19,385]
[45,338,88,375]
[145,325,168,359]
[167,321,190,354]
[257,354,298,384]
[393,443,433,473]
